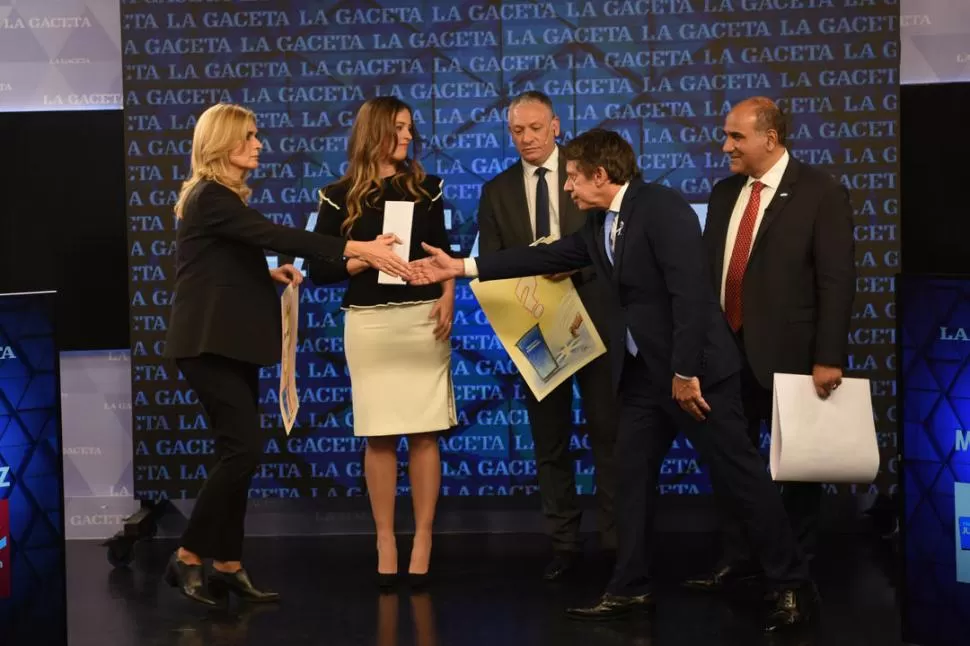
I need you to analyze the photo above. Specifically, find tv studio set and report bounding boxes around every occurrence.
[0,0,968,644]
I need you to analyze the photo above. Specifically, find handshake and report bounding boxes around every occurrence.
[351,236,465,285]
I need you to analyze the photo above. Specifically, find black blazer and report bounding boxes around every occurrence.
[164,180,346,366]
[702,156,856,388]
[475,178,741,395]
[308,174,448,308]
[477,148,609,338]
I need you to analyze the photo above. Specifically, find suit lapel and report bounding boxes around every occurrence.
[611,178,641,282]
[502,161,534,246]
[592,209,610,271]
[749,158,800,259]
[556,149,584,236]
[710,175,745,284]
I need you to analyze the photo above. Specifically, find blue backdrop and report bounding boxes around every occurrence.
[122,1,900,502]
[900,275,970,646]
[0,291,67,644]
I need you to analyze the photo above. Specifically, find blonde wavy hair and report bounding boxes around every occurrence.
[174,103,256,219]
[332,97,431,236]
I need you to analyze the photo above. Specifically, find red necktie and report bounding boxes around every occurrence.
[724,181,765,332]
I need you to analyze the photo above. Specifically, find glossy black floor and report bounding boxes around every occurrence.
[66,531,903,646]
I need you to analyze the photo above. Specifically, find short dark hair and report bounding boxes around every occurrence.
[746,96,788,146]
[509,90,555,115]
[562,129,638,184]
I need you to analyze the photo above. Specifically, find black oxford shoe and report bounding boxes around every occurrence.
[543,551,581,581]
[764,585,818,633]
[565,592,655,621]
[682,563,760,592]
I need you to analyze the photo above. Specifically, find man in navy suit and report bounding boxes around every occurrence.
[410,129,813,632]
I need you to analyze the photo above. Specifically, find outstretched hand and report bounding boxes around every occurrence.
[356,234,410,279]
[409,243,463,285]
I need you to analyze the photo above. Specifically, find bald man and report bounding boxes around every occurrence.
[688,97,856,594]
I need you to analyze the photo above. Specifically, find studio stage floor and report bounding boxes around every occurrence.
[65,531,903,646]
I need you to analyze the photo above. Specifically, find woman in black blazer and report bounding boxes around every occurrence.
[162,103,409,606]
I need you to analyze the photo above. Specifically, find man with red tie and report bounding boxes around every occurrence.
[410,128,816,632]
[686,97,856,592]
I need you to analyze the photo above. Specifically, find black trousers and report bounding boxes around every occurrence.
[716,337,824,566]
[607,353,808,595]
[523,349,618,553]
[176,353,263,562]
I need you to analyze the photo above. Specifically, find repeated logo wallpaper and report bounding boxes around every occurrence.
[122,1,900,501]
[0,292,67,645]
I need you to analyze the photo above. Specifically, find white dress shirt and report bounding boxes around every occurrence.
[719,149,790,308]
[522,151,561,241]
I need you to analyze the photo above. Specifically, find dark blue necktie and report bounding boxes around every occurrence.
[535,167,549,240]
[604,209,638,356]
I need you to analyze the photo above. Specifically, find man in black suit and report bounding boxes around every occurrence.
[410,129,814,632]
[685,97,856,590]
[477,91,617,580]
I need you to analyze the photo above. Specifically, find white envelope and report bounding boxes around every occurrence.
[769,373,880,483]
[378,201,414,285]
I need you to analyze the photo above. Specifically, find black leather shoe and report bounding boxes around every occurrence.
[764,585,818,633]
[565,592,655,620]
[408,572,431,589]
[682,564,760,592]
[207,568,280,603]
[543,551,581,581]
[377,572,398,591]
[164,553,218,606]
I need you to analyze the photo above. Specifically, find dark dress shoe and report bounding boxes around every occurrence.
[682,564,760,592]
[764,585,818,633]
[207,568,280,603]
[543,551,580,581]
[377,572,398,590]
[565,592,655,620]
[408,572,430,588]
[164,553,218,606]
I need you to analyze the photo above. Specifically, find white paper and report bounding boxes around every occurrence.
[377,200,414,285]
[769,373,879,483]
[279,283,299,435]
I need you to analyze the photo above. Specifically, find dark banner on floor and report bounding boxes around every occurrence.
[0,291,67,645]
[123,1,900,501]
[900,275,970,646]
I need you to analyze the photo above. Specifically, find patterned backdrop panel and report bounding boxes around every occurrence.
[0,0,122,112]
[900,276,970,646]
[123,0,899,501]
[0,291,67,646]
[900,0,970,84]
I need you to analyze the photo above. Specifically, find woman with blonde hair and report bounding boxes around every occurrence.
[163,102,409,606]
[310,96,456,588]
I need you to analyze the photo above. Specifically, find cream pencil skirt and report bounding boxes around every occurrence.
[344,301,457,437]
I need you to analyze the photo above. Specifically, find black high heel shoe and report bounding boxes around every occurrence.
[164,553,218,606]
[408,572,431,589]
[408,536,432,588]
[377,572,398,591]
[207,568,280,603]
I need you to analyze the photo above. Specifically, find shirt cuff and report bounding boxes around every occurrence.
[674,373,693,380]
[463,257,479,278]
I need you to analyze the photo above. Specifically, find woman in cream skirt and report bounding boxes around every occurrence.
[309,96,456,588]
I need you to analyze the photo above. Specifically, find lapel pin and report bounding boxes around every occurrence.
[779,192,789,198]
